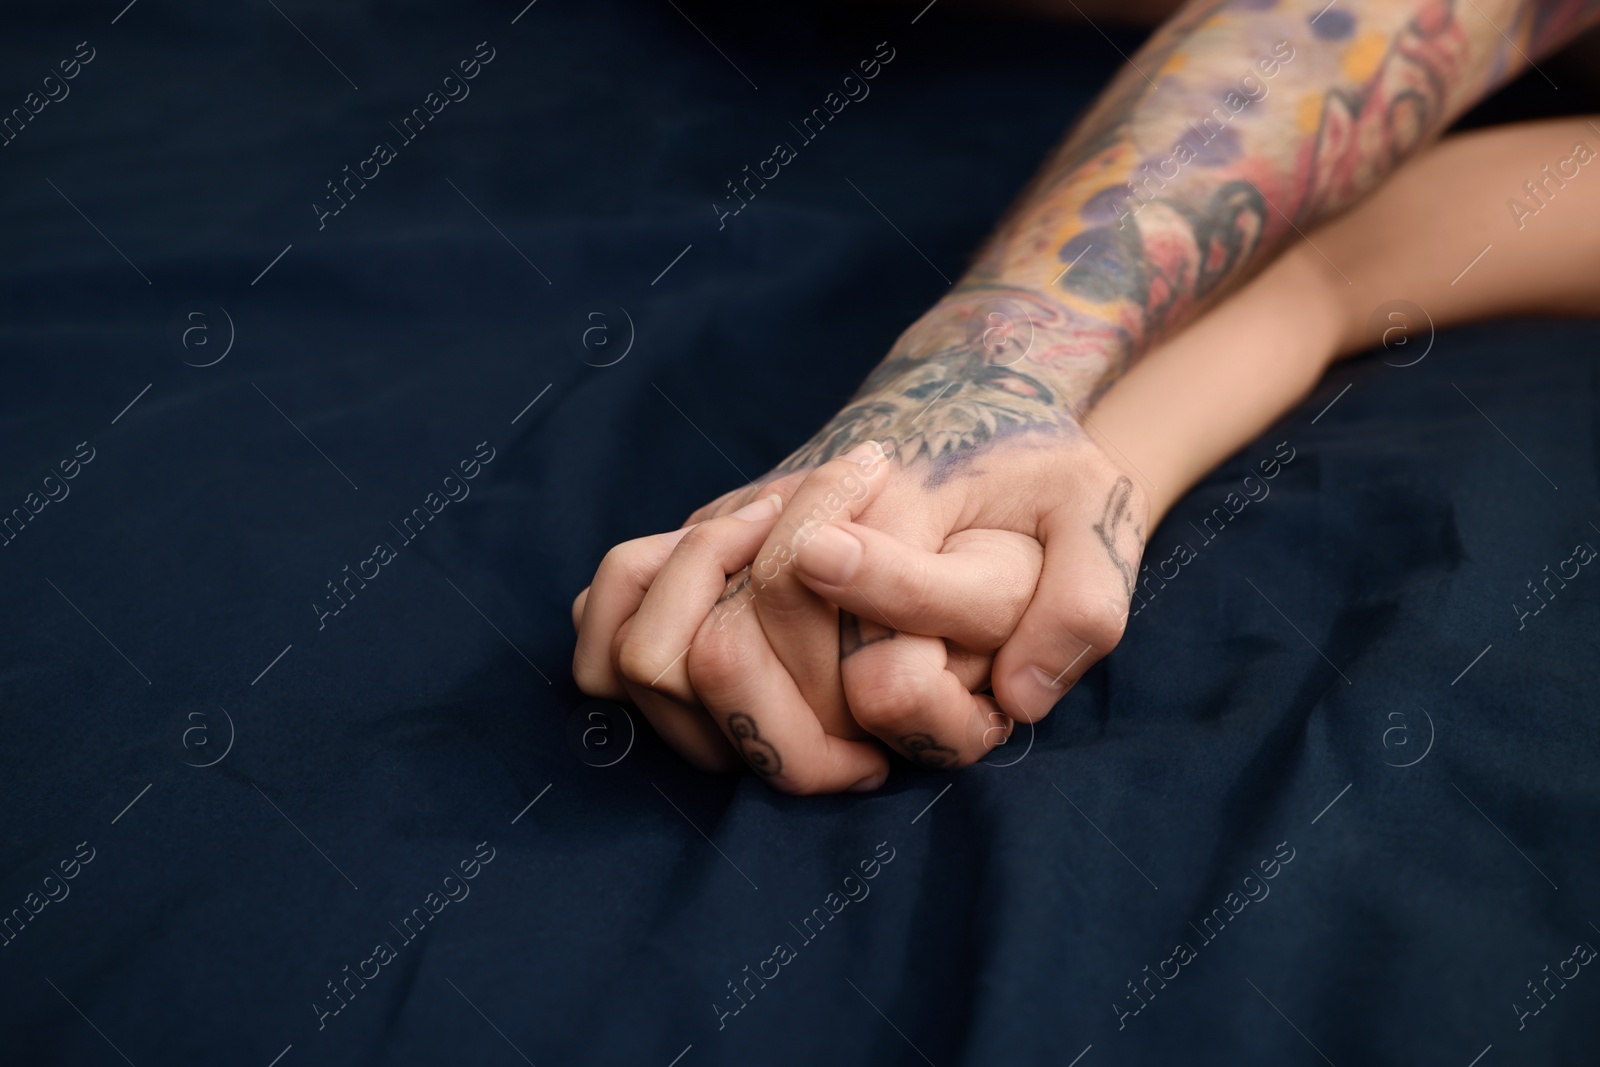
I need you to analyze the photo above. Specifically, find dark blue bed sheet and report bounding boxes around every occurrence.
[1,2,1596,1064]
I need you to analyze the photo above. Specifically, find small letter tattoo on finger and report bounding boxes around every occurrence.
[900,732,958,770]
[728,712,782,777]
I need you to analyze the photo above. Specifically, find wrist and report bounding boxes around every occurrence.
[779,286,1118,474]
[779,282,1134,474]
[906,283,1133,415]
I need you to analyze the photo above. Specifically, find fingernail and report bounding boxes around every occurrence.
[794,523,862,585]
[849,771,887,793]
[731,493,783,521]
[1009,665,1069,718]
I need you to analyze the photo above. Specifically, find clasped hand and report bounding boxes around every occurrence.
[573,301,1148,793]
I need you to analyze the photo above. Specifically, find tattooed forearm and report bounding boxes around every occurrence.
[777,0,1600,479]
[970,0,1600,350]
[726,713,782,777]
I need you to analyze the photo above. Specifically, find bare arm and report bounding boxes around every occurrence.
[1089,115,1600,525]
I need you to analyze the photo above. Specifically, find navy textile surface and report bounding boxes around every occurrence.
[1,2,1596,1064]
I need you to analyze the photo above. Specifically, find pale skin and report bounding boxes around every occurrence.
[574,0,1600,792]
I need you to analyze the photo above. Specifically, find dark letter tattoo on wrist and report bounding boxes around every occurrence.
[1092,475,1142,599]
[899,733,958,770]
[727,713,782,777]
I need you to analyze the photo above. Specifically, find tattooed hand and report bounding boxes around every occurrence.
[720,295,1149,737]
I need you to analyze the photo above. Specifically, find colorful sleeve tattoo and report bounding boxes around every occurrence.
[779,0,1600,476]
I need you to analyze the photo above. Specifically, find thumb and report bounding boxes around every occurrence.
[793,522,1042,652]
[992,480,1144,721]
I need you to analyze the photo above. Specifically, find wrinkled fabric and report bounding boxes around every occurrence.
[1,2,1596,1064]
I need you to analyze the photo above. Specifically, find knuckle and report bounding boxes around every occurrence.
[812,456,856,488]
[811,454,875,499]
[671,523,723,563]
[685,629,750,694]
[571,656,613,698]
[751,541,800,590]
[574,640,627,700]
[847,662,931,735]
[751,582,817,623]
[1057,592,1127,652]
[895,554,937,615]
[596,541,652,590]
[614,634,670,690]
